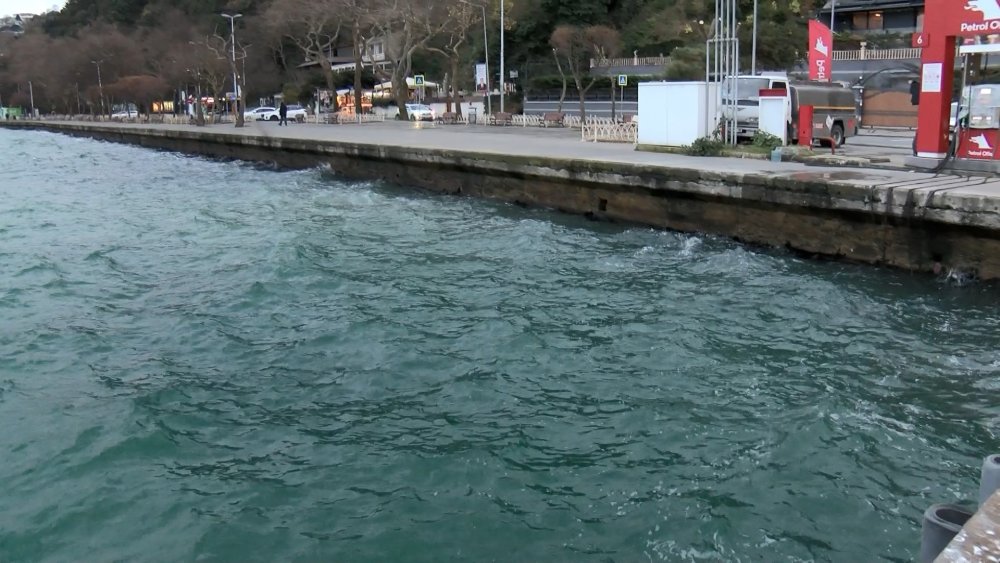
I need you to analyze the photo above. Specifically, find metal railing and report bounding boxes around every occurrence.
[832,47,921,61]
[590,56,670,68]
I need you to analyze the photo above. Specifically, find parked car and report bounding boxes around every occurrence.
[244,106,276,121]
[286,104,308,121]
[405,103,435,121]
[245,105,308,122]
[111,105,139,119]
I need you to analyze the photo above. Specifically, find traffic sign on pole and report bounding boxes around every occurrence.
[618,74,628,87]
[414,75,425,86]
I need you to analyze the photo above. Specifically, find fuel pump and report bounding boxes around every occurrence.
[954,50,1000,161]
[912,44,1000,170]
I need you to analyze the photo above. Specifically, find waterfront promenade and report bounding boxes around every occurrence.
[14,118,959,180]
[6,118,1000,278]
[13,118,998,192]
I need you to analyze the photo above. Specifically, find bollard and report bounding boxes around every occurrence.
[920,504,974,563]
[979,454,1000,506]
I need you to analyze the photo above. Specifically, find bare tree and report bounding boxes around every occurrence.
[190,37,233,124]
[105,75,170,114]
[212,27,248,127]
[426,0,478,116]
[587,27,622,121]
[370,0,456,120]
[552,48,568,113]
[550,25,621,121]
[267,0,346,111]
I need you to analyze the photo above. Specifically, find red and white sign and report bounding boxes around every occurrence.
[929,0,1000,36]
[960,0,1000,32]
[958,129,1000,159]
[808,20,833,82]
[912,32,929,48]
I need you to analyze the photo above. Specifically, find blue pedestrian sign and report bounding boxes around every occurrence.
[415,75,425,86]
[617,74,628,87]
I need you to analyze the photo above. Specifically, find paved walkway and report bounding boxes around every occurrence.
[21,119,1000,197]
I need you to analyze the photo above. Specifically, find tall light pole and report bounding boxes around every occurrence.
[751,0,758,75]
[91,59,105,116]
[499,0,505,113]
[221,13,242,119]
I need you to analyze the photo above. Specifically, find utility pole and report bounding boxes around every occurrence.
[499,0,505,113]
[221,13,243,126]
[28,80,34,117]
[830,0,836,32]
[91,60,105,117]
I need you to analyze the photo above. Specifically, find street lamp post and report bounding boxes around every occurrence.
[91,59,105,117]
[221,13,243,124]
[499,0,505,113]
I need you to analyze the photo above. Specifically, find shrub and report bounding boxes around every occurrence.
[751,131,783,151]
[683,136,726,156]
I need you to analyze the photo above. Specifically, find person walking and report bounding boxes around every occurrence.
[279,101,288,126]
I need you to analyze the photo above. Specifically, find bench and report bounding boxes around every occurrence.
[489,112,513,126]
[439,111,459,124]
[542,112,565,127]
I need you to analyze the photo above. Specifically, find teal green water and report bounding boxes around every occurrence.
[1,129,998,562]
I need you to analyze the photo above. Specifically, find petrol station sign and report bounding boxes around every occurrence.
[959,0,1000,33]
[925,0,1000,37]
[957,129,999,159]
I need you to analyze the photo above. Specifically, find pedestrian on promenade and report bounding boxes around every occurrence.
[279,102,288,126]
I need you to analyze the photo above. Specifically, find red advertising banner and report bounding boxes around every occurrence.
[808,20,833,82]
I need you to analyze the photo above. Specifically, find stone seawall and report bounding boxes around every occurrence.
[7,121,1000,279]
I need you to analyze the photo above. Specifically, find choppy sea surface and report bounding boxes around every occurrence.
[1,129,998,562]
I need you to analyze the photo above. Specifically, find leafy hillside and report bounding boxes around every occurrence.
[0,0,814,114]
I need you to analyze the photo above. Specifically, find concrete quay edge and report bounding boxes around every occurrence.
[7,120,1000,277]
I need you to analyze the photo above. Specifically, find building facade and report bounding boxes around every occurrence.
[817,0,924,34]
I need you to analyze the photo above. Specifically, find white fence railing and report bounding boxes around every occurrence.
[319,112,387,124]
[512,114,542,127]
[832,48,920,61]
[581,121,637,143]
